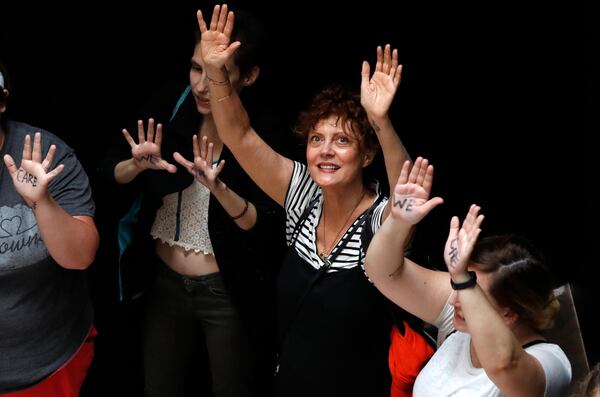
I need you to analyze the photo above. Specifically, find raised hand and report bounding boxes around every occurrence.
[3,132,64,208]
[121,118,177,173]
[173,135,225,192]
[390,157,443,225]
[361,44,403,119]
[444,204,484,278]
[197,4,241,71]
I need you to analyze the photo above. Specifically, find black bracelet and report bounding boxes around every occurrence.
[450,271,477,290]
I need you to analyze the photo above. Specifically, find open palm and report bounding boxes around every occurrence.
[122,118,176,173]
[3,132,64,206]
[173,135,225,192]
[443,204,484,276]
[197,5,240,70]
[361,44,402,119]
[390,157,443,225]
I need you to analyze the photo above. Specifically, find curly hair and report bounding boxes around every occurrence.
[293,85,379,155]
[470,234,560,331]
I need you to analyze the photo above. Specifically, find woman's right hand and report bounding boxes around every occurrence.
[173,135,226,193]
[121,118,177,173]
[390,157,443,225]
[361,44,402,119]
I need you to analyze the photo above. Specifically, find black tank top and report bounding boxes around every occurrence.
[274,197,391,397]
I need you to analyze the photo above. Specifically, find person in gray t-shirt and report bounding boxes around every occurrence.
[0,63,99,395]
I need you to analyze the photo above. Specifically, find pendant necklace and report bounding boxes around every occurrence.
[319,189,366,266]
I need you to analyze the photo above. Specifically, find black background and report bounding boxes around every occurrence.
[1,0,592,394]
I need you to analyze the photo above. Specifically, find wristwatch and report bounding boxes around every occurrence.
[450,271,477,290]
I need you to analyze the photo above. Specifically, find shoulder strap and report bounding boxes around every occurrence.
[522,339,549,349]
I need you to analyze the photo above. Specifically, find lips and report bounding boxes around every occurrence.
[317,163,340,172]
[197,98,209,106]
[454,310,465,322]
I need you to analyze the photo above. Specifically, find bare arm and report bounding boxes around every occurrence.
[197,6,292,206]
[445,207,547,396]
[459,286,547,396]
[360,44,411,221]
[32,201,99,269]
[3,133,99,269]
[365,158,448,323]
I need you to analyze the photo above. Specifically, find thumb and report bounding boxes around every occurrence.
[421,196,444,215]
[46,164,65,182]
[225,41,242,58]
[3,154,18,176]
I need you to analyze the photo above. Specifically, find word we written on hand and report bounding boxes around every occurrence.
[393,197,414,211]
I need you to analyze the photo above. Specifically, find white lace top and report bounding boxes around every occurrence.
[151,179,213,254]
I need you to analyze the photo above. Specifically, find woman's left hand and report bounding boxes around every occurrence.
[361,44,402,119]
[444,204,485,279]
[390,157,443,225]
[173,135,225,192]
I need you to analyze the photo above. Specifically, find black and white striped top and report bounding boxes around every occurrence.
[284,161,388,272]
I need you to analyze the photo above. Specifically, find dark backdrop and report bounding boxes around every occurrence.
[1,0,591,395]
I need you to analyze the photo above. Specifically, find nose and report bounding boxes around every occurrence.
[319,139,334,157]
[449,290,459,306]
[193,72,209,94]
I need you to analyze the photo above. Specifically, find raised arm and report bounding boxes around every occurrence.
[445,207,548,396]
[174,135,257,230]
[114,118,177,184]
[3,133,99,269]
[365,157,449,323]
[196,5,292,206]
[360,44,411,220]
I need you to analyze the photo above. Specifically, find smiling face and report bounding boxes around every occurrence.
[189,43,244,115]
[305,115,372,190]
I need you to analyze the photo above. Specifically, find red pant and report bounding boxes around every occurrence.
[1,326,96,397]
[389,322,434,397]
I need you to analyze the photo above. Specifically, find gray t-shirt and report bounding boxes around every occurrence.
[0,120,95,393]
